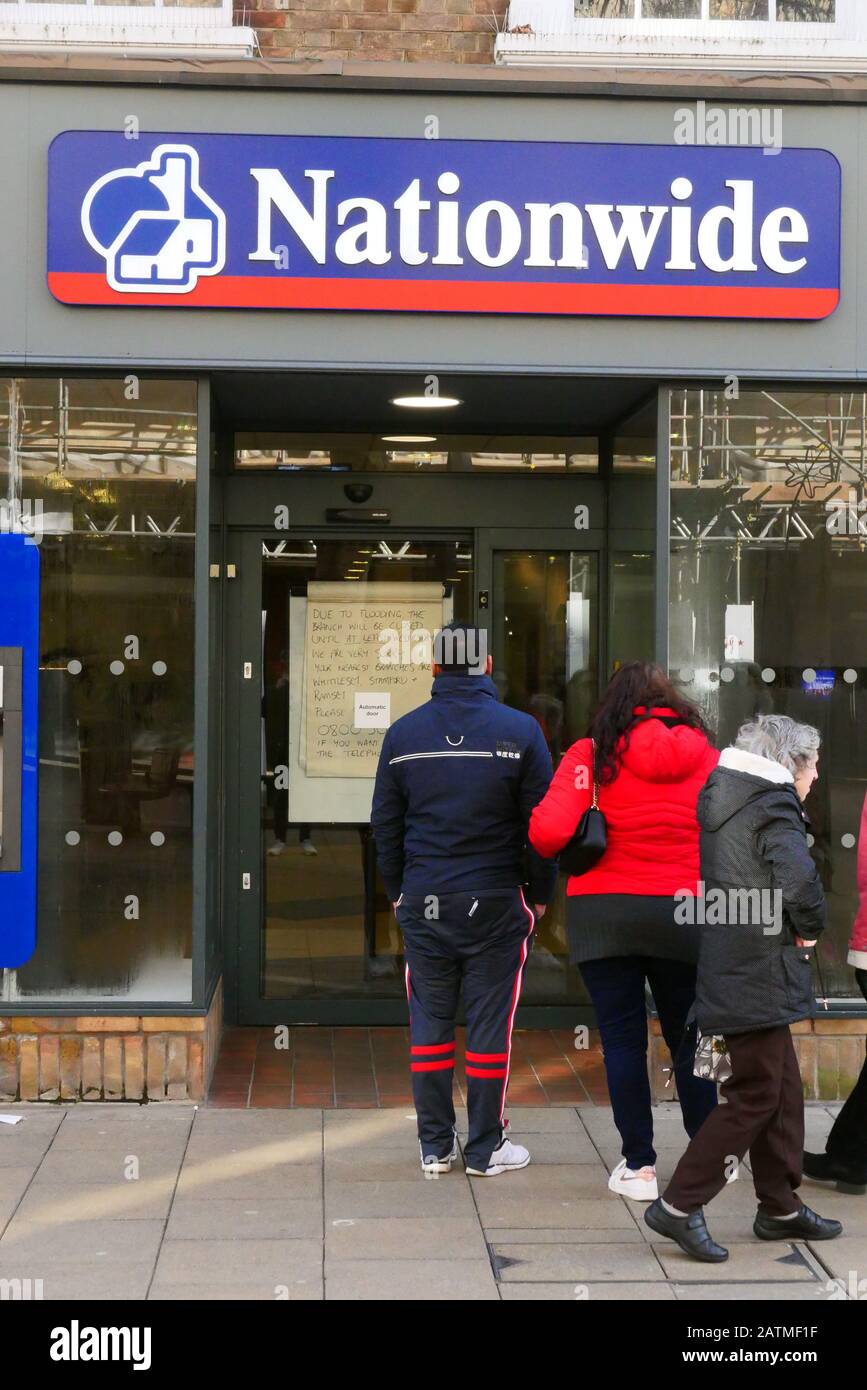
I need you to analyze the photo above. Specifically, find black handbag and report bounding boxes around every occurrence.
[559,740,608,876]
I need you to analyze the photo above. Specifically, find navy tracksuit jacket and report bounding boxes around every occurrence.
[371,673,557,1169]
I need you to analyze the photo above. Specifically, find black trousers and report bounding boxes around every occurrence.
[826,969,867,1167]
[665,1024,805,1218]
[398,888,535,1172]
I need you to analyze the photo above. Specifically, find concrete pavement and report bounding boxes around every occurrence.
[0,1100,863,1301]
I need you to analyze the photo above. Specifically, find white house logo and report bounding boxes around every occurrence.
[80,144,226,294]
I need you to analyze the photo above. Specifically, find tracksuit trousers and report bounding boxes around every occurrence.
[397,887,535,1172]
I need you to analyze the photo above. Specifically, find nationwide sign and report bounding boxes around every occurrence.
[46,131,841,320]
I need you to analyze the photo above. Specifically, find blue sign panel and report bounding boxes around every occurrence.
[47,131,840,320]
[0,534,39,969]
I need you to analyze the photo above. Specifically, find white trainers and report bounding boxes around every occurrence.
[419,1131,458,1174]
[466,1137,531,1177]
[608,1158,659,1201]
[300,838,318,856]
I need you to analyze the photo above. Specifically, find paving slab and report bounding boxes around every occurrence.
[477,1225,646,1244]
[325,1258,499,1301]
[0,1216,164,1269]
[500,1280,676,1300]
[190,1109,322,1139]
[166,1196,323,1240]
[471,1166,636,1229]
[32,1147,184,1185]
[806,1235,867,1283]
[490,1241,666,1282]
[673,1280,844,1301]
[500,1132,602,1164]
[324,1147,456,1182]
[326,1176,478,1219]
[650,1240,819,1282]
[324,1110,420,1150]
[153,1236,323,1296]
[8,1178,176,1222]
[175,1158,321,1201]
[326,1215,489,1260]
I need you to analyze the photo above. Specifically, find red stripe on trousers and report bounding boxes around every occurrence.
[466,1066,508,1078]
[411,1042,456,1055]
[465,1051,508,1062]
[411,1058,455,1073]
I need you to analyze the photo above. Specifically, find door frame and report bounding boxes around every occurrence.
[223,510,616,1026]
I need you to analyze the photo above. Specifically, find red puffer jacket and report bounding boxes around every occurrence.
[850,790,867,970]
[529,712,719,898]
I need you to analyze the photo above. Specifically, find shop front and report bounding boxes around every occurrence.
[0,66,865,1099]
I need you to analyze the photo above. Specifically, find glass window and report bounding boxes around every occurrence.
[610,551,655,670]
[235,435,598,473]
[670,387,867,998]
[642,0,702,16]
[0,378,197,1004]
[776,1,835,20]
[710,0,769,17]
[493,549,599,1006]
[574,1,635,15]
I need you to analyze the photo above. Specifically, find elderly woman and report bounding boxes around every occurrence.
[645,714,843,1262]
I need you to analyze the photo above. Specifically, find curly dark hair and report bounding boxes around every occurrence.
[589,662,712,786]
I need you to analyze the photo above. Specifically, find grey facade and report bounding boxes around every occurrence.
[0,66,865,1032]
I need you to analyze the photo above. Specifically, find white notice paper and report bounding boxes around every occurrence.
[0,1115,23,1126]
[354,692,391,730]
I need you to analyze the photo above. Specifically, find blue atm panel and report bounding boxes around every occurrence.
[0,534,40,968]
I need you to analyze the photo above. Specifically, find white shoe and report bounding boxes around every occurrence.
[300,838,318,856]
[466,1137,530,1177]
[608,1158,658,1201]
[419,1131,458,1174]
[267,840,286,857]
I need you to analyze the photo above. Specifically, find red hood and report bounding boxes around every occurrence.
[618,719,712,784]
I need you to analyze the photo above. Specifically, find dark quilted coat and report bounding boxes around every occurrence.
[694,762,826,1036]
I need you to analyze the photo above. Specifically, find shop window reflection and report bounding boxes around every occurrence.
[670,387,866,998]
[0,378,196,1003]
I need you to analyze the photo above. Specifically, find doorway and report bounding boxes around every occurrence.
[215,373,658,1025]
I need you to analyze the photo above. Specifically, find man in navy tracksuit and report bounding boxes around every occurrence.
[371,624,557,1177]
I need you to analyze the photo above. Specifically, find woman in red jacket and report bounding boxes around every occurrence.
[529,662,719,1202]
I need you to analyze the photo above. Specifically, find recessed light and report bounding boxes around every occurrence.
[381,435,438,443]
[390,396,461,409]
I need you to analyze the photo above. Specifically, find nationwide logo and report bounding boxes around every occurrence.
[46,131,842,320]
[81,144,226,293]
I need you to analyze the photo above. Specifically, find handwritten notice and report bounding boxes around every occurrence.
[304,582,444,778]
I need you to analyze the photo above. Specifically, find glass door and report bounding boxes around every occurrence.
[490,544,601,1009]
[233,530,474,1023]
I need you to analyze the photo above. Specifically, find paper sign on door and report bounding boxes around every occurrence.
[354,693,391,730]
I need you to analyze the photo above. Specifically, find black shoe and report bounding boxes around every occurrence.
[803,1150,867,1195]
[754,1203,843,1241]
[644,1198,729,1263]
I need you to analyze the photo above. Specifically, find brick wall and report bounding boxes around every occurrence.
[0,979,223,1103]
[649,1015,867,1104]
[243,0,510,64]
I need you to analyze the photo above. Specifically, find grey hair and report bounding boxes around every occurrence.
[734,713,820,776]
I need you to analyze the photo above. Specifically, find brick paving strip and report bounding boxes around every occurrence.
[0,1100,860,1301]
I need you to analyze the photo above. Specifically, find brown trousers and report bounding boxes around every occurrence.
[664,1024,804,1218]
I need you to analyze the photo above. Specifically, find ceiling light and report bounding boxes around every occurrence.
[390,396,461,410]
[381,435,438,443]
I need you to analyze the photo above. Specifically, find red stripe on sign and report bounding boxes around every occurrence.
[465,1051,508,1062]
[46,273,841,321]
[411,1059,455,1073]
[465,1066,508,1079]
[411,1042,456,1056]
